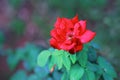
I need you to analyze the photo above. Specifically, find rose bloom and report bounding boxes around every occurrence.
[50,15,96,54]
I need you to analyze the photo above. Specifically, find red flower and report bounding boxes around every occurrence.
[50,15,96,54]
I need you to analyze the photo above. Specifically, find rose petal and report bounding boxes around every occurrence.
[51,29,66,42]
[72,14,79,24]
[79,20,86,33]
[60,21,65,29]
[75,44,83,52]
[73,23,81,35]
[50,29,58,38]
[50,38,60,49]
[60,40,76,51]
[63,18,74,29]
[69,44,83,54]
[54,17,61,27]
[80,30,96,43]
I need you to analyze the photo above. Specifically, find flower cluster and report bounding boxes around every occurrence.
[50,15,96,54]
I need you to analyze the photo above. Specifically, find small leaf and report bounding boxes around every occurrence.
[70,64,84,80]
[49,49,64,70]
[53,49,64,56]
[77,47,88,67]
[62,52,71,71]
[37,50,51,67]
[61,72,69,80]
[97,56,117,78]
[87,62,103,80]
[88,47,97,62]
[49,50,63,70]
[81,73,87,80]
[86,70,96,80]
[81,69,96,80]
[89,42,100,50]
[57,55,63,70]
[48,55,56,70]
[7,55,19,70]
[87,62,100,72]
[103,73,113,80]
[96,67,103,80]
[70,54,76,64]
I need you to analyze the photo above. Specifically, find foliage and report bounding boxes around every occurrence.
[37,43,117,80]
[2,43,63,80]
[4,43,46,79]
[6,43,40,70]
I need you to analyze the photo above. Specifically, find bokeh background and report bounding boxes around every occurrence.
[0,0,120,80]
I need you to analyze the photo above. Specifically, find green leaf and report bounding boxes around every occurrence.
[48,55,56,70]
[89,42,100,50]
[48,50,70,70]
[62,50,70,57]
[53,49,64,56]
[87,62,100,72]
[81,70,96,80]
[7,55,19,70]
[53,53,63,70]
[81,73,87,80]
[61,72,69,80]
[81,69,96,80]
[49,50,64,70]
[37,50,51,67]
[70,64,84,80]
[77,48,88,67]
[87,62,103,80]
[96,68,103,80]
[97,56,117,78]
[16,48,26,60]
[103,73,113,80]
[70,54,76,64]
[50,49,64,70]
[62,52,71,71]
[86,70,96,80]
[57,55,63,70]
[88,47,97,62]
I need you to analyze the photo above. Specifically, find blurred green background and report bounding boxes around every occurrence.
[0,0,120,80]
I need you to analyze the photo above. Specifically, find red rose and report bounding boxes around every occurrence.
[50,15,96,54]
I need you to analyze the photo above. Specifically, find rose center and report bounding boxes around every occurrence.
[67,33,73,40]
